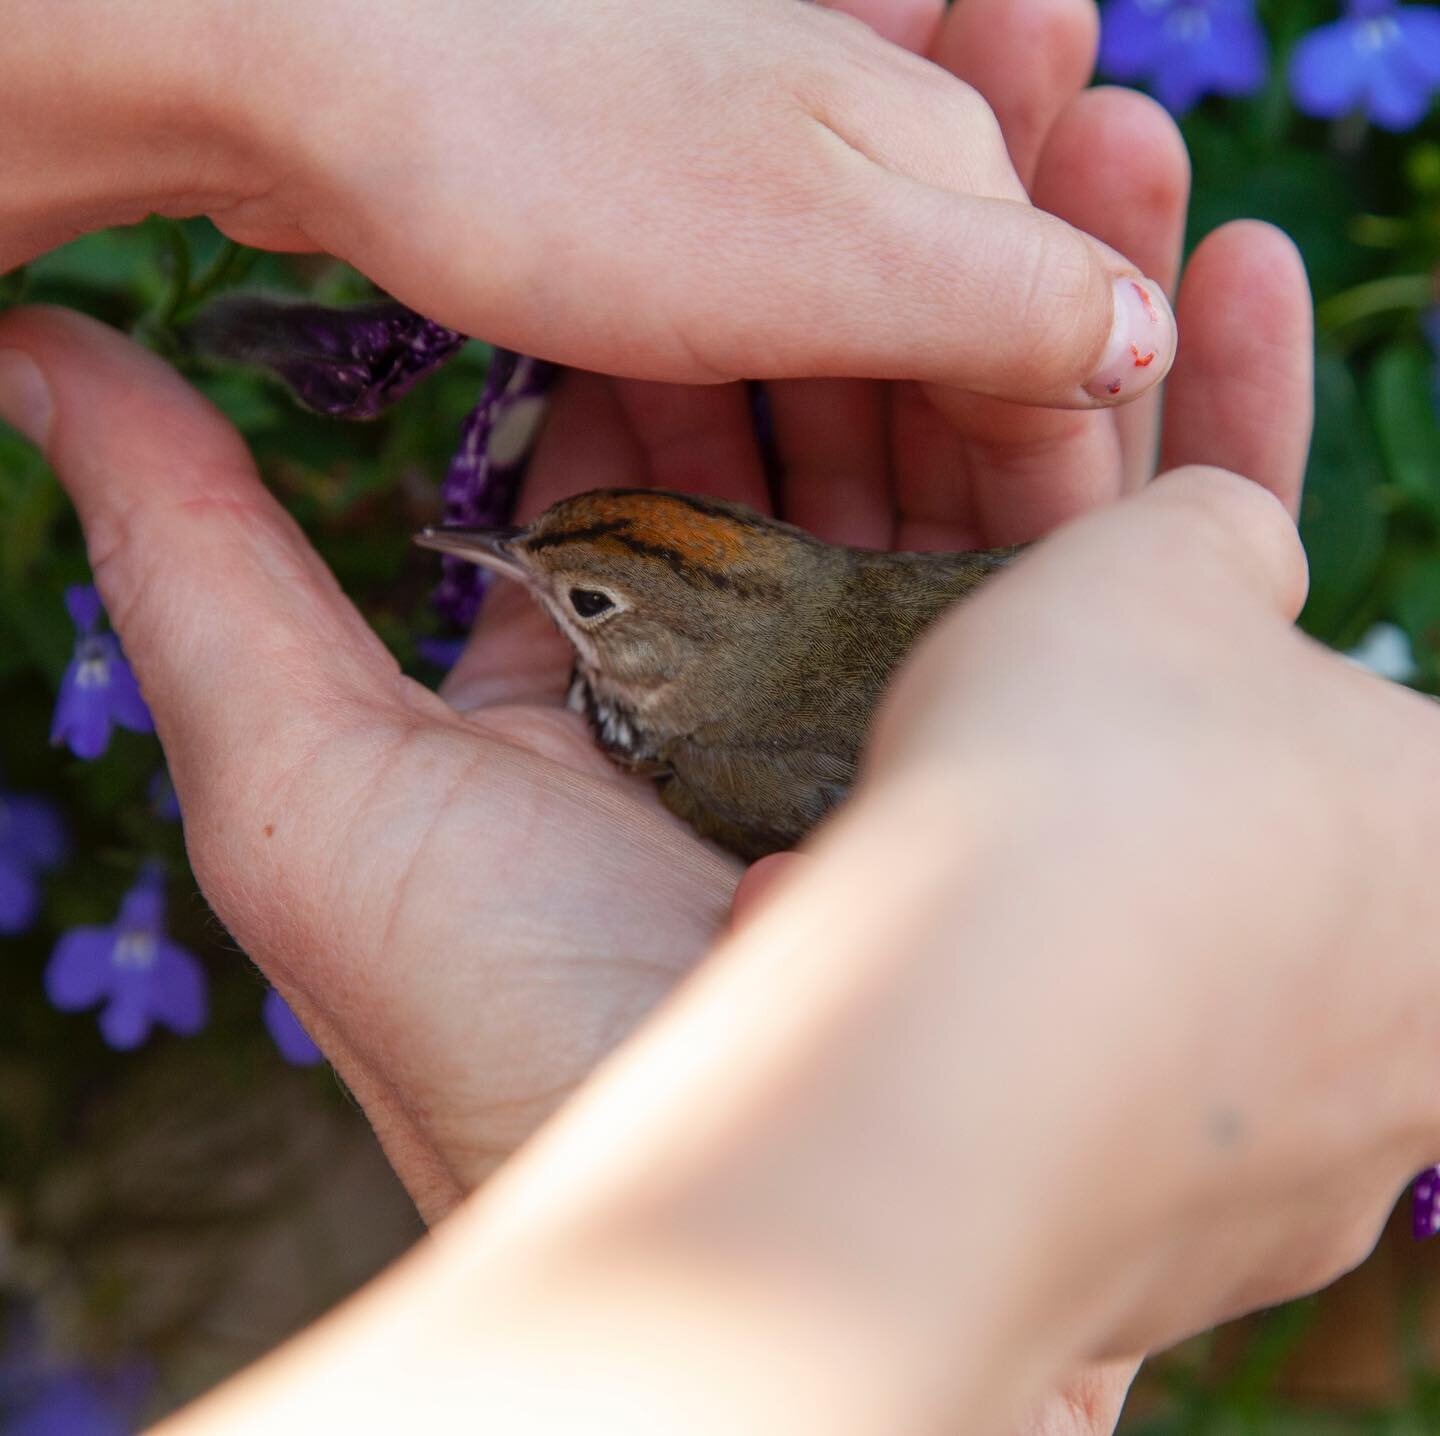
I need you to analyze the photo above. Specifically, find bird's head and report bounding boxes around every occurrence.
[416,489,825,693]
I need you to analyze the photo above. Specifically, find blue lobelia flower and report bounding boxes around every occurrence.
[262,986,325,1066]
[45,864,207,1050]
[1291,0,1440,131]
[50,586,154,760]
[1098,0,1269,114]
[0,789,66,936]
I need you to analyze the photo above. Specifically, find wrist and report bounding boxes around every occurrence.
[1,1,265,270]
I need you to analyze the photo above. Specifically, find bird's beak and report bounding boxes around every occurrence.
[413,525,529,581]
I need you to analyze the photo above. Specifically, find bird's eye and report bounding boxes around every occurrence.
[568,588,615,619]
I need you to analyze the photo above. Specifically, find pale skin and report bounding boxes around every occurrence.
[2,0,1177,407]
[0,0,1429,1433]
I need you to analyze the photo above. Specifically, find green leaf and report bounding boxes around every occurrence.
[1299,353,1389,641]
[1369,342,1440,518]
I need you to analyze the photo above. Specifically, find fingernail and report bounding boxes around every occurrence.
[0,349,53,448]
[1083,276,1176,405]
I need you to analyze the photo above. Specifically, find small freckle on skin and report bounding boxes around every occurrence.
[263,824,275,838]
[1209,1107,1244,1148]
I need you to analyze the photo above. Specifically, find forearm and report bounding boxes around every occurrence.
[159,786,1112,1436]
[1,1,258,270]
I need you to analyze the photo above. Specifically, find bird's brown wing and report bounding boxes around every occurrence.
[659,740,854,861]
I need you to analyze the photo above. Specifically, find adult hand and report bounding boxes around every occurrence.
[150,470,1440,1436]
[5,0,1173,406]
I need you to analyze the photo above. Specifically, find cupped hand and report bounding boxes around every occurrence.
[184,0,1174,406]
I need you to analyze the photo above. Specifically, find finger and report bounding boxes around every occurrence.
[932,0,1099,188]
[611,379,770,510]
[897,87,1186,545]
[816,0,945,52]
[1063,466,1311,623]
[1161,222,1314,518]
[511,369,647,520]
[771,0,938,549]
[0,306,405,780]
[730,852,807,928]
[1032,86,1190,492]
[788,155,1177,409]
[894,383,1114,548]
[766,379,896,547]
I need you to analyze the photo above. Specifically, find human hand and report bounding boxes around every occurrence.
[5,0,1174,408]
[173,458,1440,1436]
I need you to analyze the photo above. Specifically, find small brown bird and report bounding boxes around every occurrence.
[416,490,1013,860]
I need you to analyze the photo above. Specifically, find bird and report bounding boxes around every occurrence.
[415,489,1015,861]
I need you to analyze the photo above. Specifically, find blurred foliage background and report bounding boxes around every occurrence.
[5,0,1440,1429]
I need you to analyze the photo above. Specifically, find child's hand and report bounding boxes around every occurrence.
[6,0,1173,408]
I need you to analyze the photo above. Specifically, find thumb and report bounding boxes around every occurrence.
[828,181,1178,407]
[0,306,406,800]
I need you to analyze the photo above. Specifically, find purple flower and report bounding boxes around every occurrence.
[0,789,66,935]
[1291,1,1440,130]
[1414,1165,1440,1238]
[262,986,325,1066]
[434,351,556,626]
[45,864,207,1050]
[4,1371,133,1436]
[190,297,466,419]
[50,586,153,760]
[1099,0,1269,114]
[0,1307,149,1435]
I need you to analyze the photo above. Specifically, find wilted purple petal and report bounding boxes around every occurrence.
[44,928,113,1009]
[64,584,102,633]
[0,855,39,935]
[191,297,466,419]
[151,943,208,1035]
[262,986,325,1066]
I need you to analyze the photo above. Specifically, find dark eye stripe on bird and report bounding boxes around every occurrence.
[416,488,1015,861]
